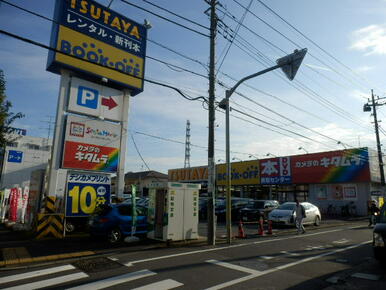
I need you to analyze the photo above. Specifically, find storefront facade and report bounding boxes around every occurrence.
[168,147,385,216]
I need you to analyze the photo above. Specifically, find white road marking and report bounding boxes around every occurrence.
[124,226,364,267]
[131,279,183,290]
[204,240,371,290]
[260,256,274,260]
[325,276,340,284]
[66,269,156,290]
[351,273,381,281]
[333,238,349,244]
[107,257,119,261]
[206,260,261,275]
[280,251,300,256]
[0,265,76,284]
[4,272,88,290]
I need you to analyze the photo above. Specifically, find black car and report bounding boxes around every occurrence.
[239,200,279,222]
[216,198,252,222]
[373,203,386,261]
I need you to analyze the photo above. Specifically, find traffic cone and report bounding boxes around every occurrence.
[266,220,273,235]
[237,220,246,238]
[258,217,265,236]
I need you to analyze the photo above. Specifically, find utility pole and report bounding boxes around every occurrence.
[207,0,217,245]
[364,89,385,186]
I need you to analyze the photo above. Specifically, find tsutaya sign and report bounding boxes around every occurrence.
[68,77,124,122]
[62,115,120,172]
[47,0,147,95]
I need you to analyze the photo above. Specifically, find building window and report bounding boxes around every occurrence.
[6,142,18,147]
[24,143,40,150]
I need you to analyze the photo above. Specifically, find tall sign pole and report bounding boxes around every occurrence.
[207,0,217,245]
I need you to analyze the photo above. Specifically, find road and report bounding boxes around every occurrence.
[0,222,384,289]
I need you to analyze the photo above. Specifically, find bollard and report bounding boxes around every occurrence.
[266,220,273,235]
[237,220,246,238]
[258,217,265,236]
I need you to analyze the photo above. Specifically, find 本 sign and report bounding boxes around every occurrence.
[260,157,292,185]
[66,172,111,217]
[47,0,147,95]
[68,77,124,122]
[62,115,120,172]
[7,150,23,163]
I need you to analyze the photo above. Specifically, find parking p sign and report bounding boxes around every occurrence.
[68,77,124,122]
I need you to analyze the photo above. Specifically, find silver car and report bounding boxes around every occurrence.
[268,202,321,226]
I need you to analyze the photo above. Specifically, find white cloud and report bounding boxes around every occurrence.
[350,24,386,55]
[305,64,331,71]
[355,65,374,72]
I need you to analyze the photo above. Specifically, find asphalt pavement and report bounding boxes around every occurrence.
[0,219,384,289]
[0,217,368,269]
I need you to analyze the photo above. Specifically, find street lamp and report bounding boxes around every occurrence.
[249,154,259,159]
[217,159,225,163]
[266,153,277,157]
[298,146,309,154]
[218,48,307,244]
[232,157,242,161]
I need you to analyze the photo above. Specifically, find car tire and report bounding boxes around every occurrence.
[314,216,321,226]
[108,228,122,244]
[65,221,75,233]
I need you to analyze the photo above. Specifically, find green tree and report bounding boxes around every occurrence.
[0,69,24,148]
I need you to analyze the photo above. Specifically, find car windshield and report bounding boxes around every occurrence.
[277,203,295,210]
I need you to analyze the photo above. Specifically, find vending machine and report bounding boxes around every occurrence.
[147,182,200,241]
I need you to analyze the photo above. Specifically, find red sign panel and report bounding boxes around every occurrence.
[291,148,370,184]
[62,141,119,172]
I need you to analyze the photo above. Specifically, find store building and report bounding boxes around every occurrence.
[168,147,385,216]
[0,133,51,189]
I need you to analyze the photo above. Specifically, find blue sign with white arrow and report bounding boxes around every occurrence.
[8,150,23,163]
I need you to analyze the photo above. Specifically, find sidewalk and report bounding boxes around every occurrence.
[0,217,367,269]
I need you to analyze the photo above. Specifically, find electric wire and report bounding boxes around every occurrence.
[120,0,209,38]
[256,0,385,92]
[0,29,208,105]
[141,0,209,30]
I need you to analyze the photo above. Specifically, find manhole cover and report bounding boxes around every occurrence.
[73,257,122,273]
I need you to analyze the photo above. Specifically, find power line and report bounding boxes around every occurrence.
[256,0,385,92]
[119,0,209,37]
[141,0,209,30]
[0,29,208,106]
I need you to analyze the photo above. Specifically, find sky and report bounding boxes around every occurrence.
[1,0,386,174]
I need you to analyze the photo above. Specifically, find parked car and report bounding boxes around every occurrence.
[268,202,321,226]
[373,203,386,261]
[88,203,148,243]
[239,200,279,222]
[216,197,252,222]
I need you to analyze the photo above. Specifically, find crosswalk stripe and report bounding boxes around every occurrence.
[67,269,156,290]
[3,272,88,290]
[0,265,76,284]
[206,260,261,275]
[131,279,183,290]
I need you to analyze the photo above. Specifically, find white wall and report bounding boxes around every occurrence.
[1,134,51,189]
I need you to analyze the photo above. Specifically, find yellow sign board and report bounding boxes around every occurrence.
[168,166,208,182]
[216,160,260,186]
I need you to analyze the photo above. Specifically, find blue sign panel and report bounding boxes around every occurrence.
[66,172,111,217]
[47,0,147,95]
[7,150,23,163]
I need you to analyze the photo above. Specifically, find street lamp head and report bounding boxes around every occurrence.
[218,98,227,110]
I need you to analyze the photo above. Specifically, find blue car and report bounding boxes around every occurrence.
[88,203,148,243]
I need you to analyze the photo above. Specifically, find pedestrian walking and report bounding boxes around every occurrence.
[368,200,380,227]
[295,200,306,234]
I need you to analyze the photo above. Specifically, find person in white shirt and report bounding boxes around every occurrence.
[295,200,306,234]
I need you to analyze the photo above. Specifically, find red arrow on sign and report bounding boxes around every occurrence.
[101,96,118,110]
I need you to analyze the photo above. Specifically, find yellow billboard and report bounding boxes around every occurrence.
[168,166,208,182]
[216,160,260,186]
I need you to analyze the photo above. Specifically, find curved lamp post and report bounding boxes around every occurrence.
[218,48,307,244]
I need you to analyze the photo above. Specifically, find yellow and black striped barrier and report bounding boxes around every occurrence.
[36,213,64,239]
[44,196,56,213]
